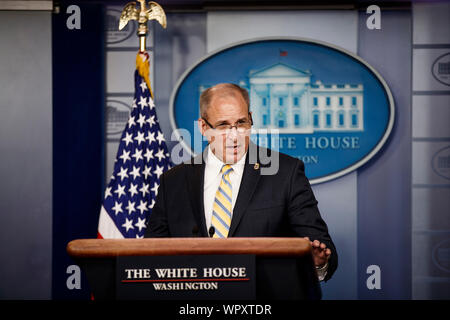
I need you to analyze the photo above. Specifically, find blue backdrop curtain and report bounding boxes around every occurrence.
[52,1,105,299]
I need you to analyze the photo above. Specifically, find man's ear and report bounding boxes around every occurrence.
[198,118,206,136]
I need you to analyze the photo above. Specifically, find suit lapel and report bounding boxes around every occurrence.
[185,150,208,237]
[228,149,261,237]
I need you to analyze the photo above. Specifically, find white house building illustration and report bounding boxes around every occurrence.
[200,63,364,133]
[245,63,364,133]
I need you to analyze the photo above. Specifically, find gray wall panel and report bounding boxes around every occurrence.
[357,10,412,299]
[0,11,52,299]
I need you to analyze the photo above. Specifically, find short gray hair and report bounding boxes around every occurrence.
[199,83,250,118]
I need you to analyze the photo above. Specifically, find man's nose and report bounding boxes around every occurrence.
[226,127,239,139]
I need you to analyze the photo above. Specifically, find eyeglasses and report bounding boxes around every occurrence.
[202,114,253,134]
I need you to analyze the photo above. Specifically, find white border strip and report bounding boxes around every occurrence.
[168,37,395,185]
[0,1,53,11]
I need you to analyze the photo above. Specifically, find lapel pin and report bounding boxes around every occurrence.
[254,163,260,170]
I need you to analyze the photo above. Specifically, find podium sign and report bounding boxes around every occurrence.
[67,238,320,300]
[116,255,255,300]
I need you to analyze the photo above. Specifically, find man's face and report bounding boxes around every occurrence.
[198,94,252,164]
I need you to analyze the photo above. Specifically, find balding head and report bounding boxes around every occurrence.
[199,83,249,119]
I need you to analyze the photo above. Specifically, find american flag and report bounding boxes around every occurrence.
[98,54,172,238]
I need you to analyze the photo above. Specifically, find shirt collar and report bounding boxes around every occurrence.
[206,145,247,176]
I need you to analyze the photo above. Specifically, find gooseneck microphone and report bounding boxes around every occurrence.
[208,226,215,238]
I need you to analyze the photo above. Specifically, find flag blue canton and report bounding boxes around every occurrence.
[101,70,172,238]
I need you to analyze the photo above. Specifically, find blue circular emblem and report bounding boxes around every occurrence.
[432,52,450,86]
[432,239,450,273]
[431,145,450,180]
[170,38,395,184]
[106,9,136,44]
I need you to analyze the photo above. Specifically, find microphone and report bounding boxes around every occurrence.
[208,226,215,238]
[192,225,199,237]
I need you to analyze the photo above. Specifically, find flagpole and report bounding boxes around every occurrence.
[139,36,146,53]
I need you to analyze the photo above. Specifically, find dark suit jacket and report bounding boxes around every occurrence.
[145,144,338,281]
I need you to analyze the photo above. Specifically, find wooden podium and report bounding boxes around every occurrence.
[67,237,321,300]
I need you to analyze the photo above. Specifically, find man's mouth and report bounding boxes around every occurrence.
[225,144,241,155]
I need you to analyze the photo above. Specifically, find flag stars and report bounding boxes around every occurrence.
[149,199,156,209]
[142,165,152,179]
[119,149,131,164]
[130,166,141,180]
[147,115,156,127]
[144,149,154,162]
[140,81,147,92]
[134,131,146,145]
[135,217,147,232]
[156,131,165,145]
[128,115,136,128]
[122,132,133,146]
[132,148,143,162]
[122,218,134,232]
[153,164,164,179]
[151,182,159,197]
[104,187,112,199]
[138,95,148,108]
[137,200,148,214]
[146,131,155,145]
[139,183,150,197]
[125,200,136,215]
[117,167,129,181]
[155,148,166,162]
[129,183,139,197]
[112,201,123,215]
[137,113,147,128]
[149,98,155,110]
[114,184,126,198]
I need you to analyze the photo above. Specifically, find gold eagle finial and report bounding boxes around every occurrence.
[119,0,167,51]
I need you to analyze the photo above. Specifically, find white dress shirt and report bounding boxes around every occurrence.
[203,145,247,230]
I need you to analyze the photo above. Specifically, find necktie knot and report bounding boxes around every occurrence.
[221,164,233,176]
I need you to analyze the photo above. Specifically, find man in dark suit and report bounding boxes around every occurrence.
[145,83,337,281]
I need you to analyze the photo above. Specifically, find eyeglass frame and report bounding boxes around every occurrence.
[201,113,253,134]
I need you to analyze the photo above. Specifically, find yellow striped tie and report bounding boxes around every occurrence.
[211,165,233,238]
